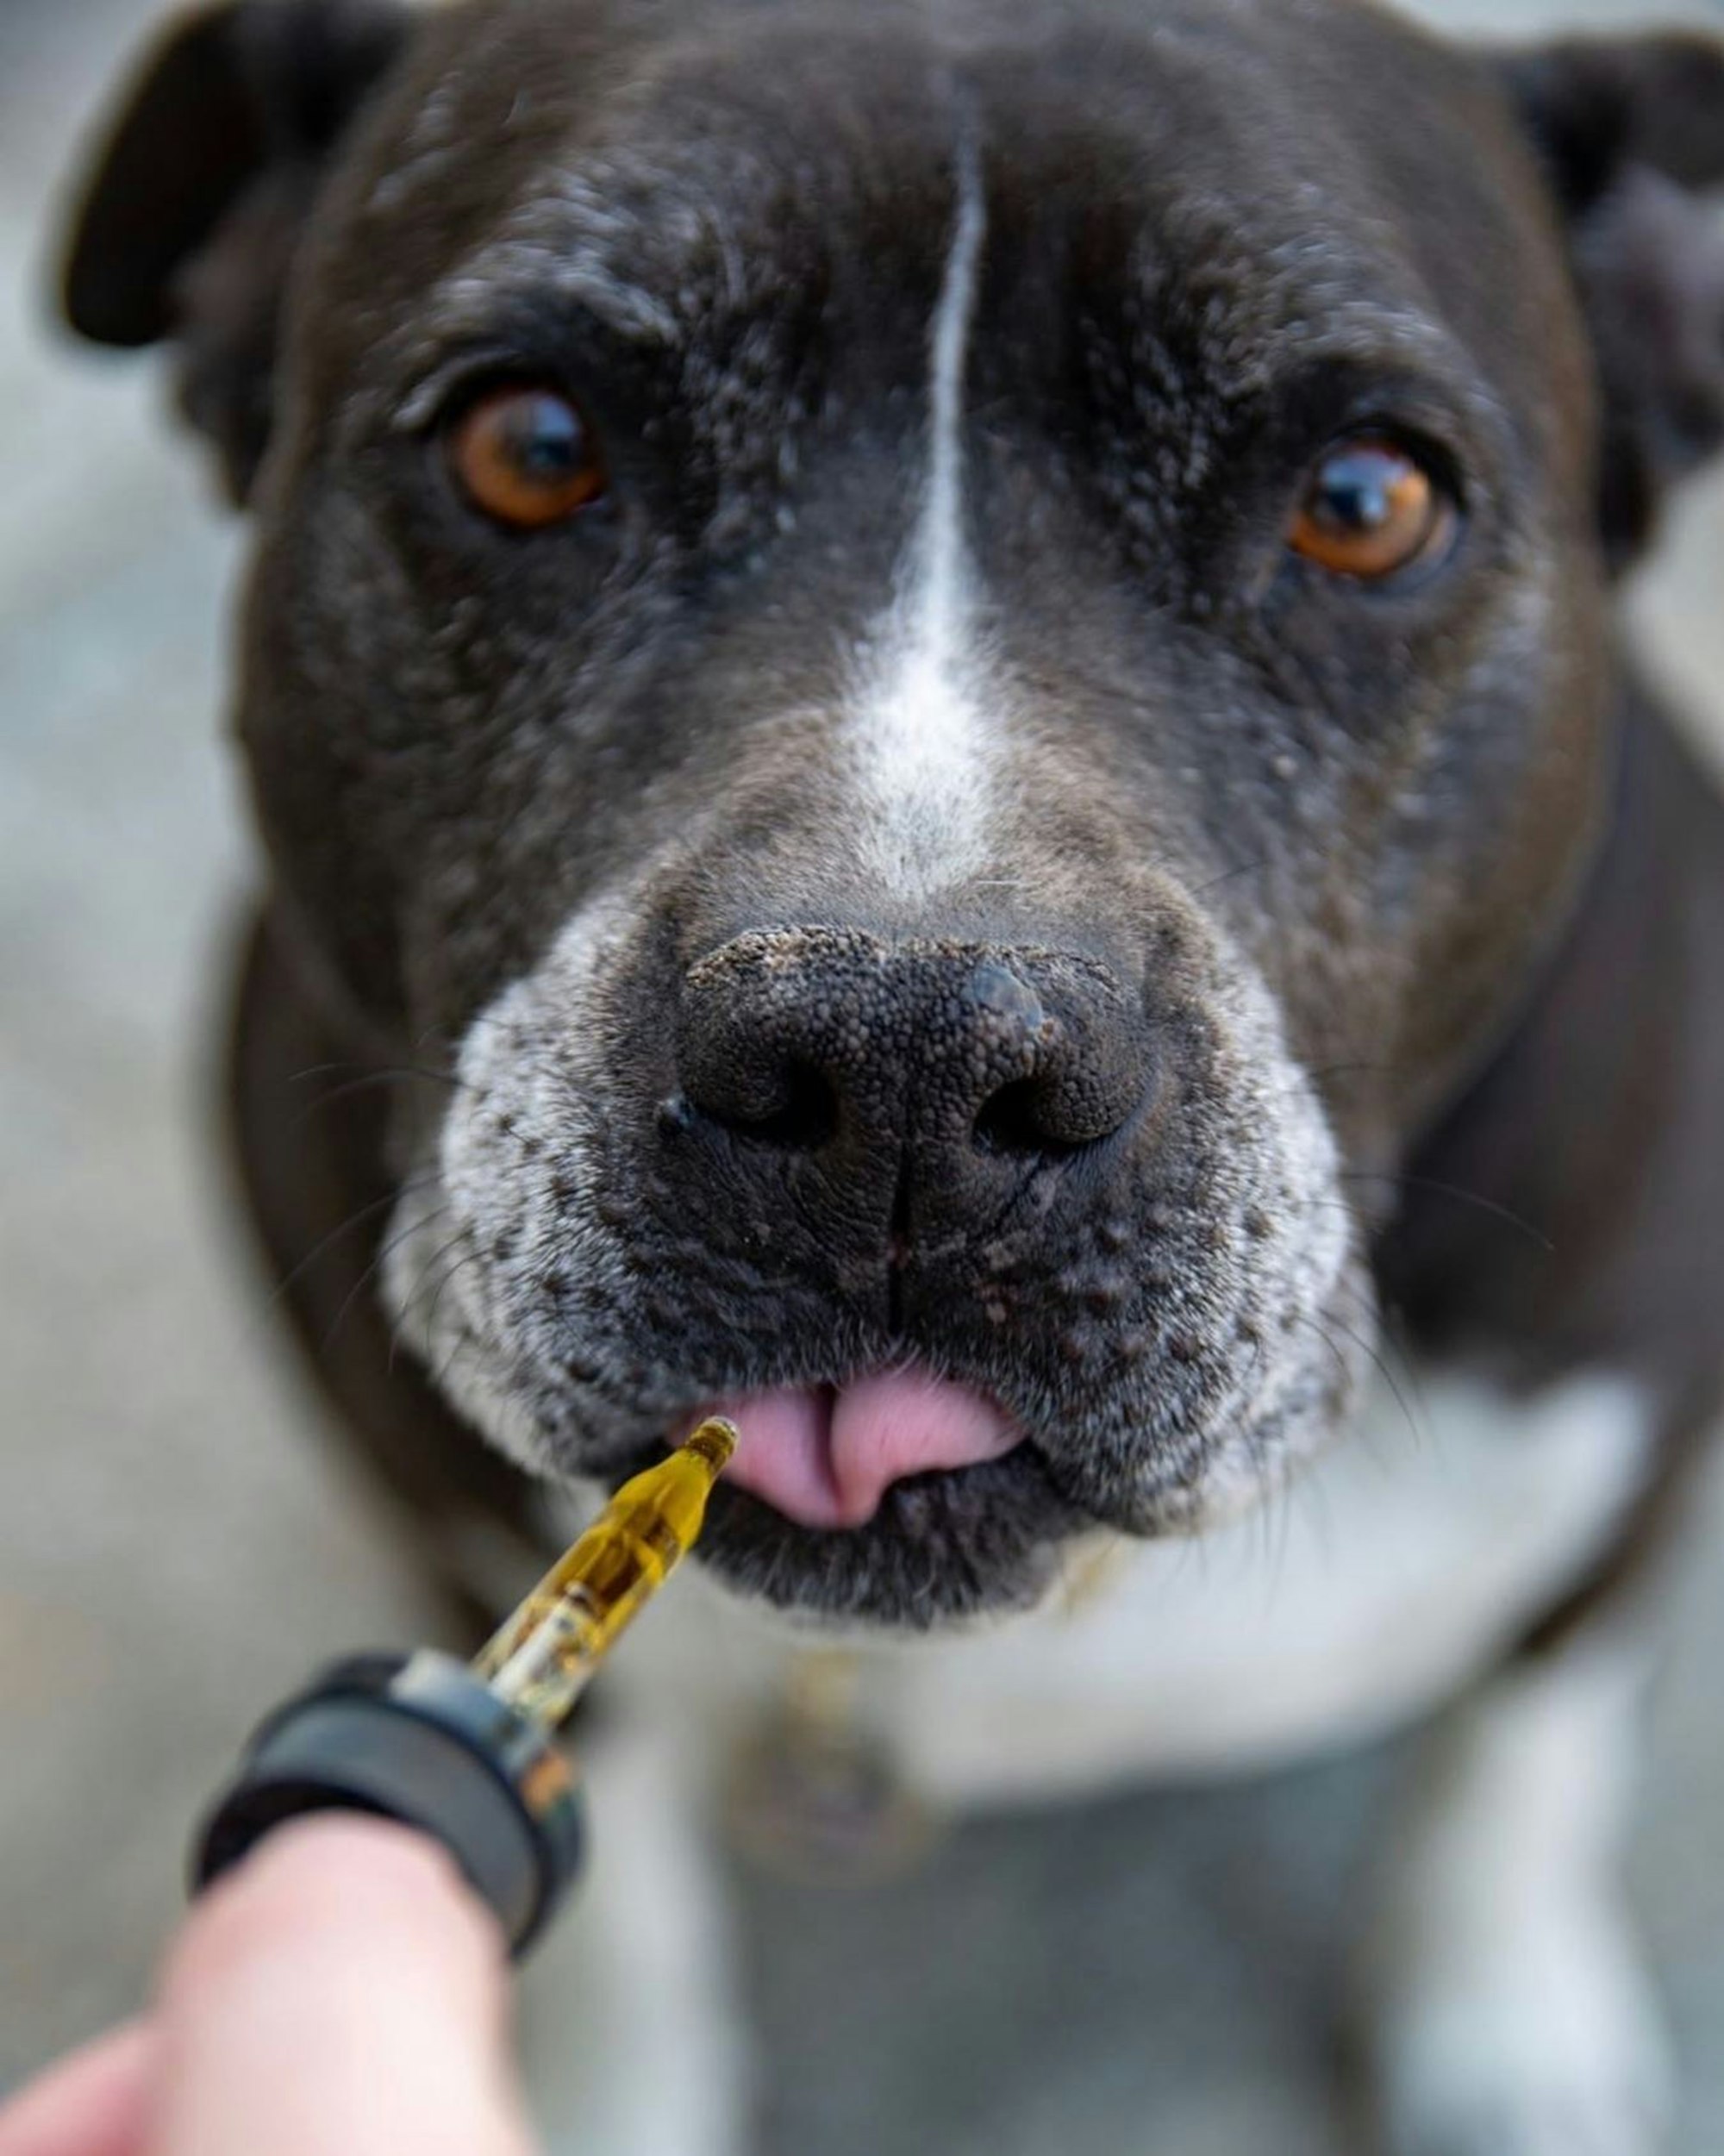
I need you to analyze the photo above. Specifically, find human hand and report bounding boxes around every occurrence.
[0,1816,540,2156]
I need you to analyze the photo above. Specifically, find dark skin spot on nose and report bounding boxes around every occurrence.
[966,961,1045,1033]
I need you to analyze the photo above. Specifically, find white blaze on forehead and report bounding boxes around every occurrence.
[848,130,995,901]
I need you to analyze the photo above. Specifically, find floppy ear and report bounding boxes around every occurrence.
[1498,34,1724,570]
[59,0,412,503]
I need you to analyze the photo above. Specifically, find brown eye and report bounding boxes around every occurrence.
[1289,435,1454,580]
[447,384,607,528]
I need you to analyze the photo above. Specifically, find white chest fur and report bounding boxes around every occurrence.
[610,1372,1655,1808]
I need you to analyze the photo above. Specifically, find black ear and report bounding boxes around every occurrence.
[1498,34,1724,570]
[60,0,412,502]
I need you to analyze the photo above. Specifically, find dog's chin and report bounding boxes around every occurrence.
[607,1331,1365,1622]
[389,1304,1357,1626]
[629,1403,1335,1628]
[380,1184,1369,1627]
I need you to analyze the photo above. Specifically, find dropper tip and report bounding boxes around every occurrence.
[682,1417,740,1475]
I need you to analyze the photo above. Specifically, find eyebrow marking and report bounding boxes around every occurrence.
[846,124,996,903]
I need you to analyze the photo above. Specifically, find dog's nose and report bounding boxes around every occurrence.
[674,928,1152,1188]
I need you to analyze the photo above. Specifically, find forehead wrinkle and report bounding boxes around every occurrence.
[1109,197,1511,441]
[419,241,682,351]
[423,160,714,353]
[403,91,795,364]
[1247,313,1502,418]
[369,237,679,425]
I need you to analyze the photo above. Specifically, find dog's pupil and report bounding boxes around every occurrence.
[1315,446,1402,532]
[507,397,584,481]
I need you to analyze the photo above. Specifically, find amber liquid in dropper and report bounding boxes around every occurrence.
[472,1417,737,1730]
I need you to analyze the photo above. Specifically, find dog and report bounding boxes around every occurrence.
[59,0,1724,2147]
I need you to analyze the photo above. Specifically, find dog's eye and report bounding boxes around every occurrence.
[446,384,607,528]
[1288,436,1454,581]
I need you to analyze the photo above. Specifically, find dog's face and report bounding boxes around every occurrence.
[65,0,1724,1622]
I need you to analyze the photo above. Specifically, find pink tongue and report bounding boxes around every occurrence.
[709,1372,1021,1529]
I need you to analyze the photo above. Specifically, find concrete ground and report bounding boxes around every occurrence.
[3,2,1724,2150]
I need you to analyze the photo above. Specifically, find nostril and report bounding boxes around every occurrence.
[973,1035,1155,1161]
[678,930,1149,1175]
[973,1076,1087,1161]
[746,1059,840,1149]
[696,1058,840,1152]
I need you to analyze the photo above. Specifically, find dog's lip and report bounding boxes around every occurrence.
[678,1371,1025,1529]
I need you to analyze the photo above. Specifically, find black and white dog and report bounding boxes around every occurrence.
[62,0,1724,2147]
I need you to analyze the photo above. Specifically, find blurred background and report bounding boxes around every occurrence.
[3,1,1724,2149]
